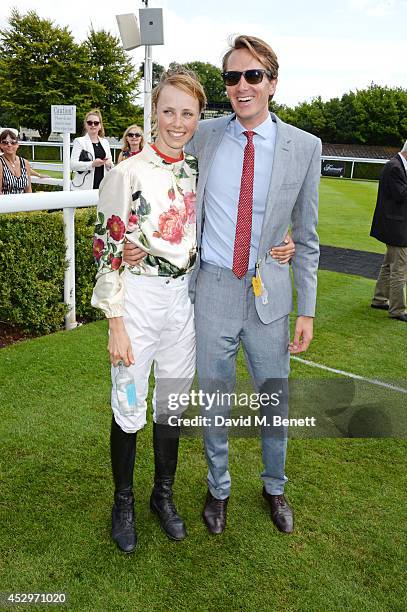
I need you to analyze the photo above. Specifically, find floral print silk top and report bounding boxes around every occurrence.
[91,143,198,318]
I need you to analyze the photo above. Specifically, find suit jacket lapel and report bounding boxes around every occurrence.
[258,115,292,256]
[196,116,232,246]
[396,153,407,179]
[198,117,231,190]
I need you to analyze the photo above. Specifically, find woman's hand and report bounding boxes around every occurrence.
[108,317,135,366]
[270,233,295,264]
[93,158,106,168]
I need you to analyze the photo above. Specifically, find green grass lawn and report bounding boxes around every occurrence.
[36,169,62,179]
[1,268,406,611]
[318,178,384,254]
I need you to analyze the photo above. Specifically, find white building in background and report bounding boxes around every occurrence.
[19,127,41,140]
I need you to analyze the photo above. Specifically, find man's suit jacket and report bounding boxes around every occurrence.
[370,154,407,247]
[186,113,321,324]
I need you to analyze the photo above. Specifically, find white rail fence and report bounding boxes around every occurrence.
[31,162,64,187]
[18,140,123,162]
[0,148,390,333]
[1,190,98,330]
[21,141,389,181]
[28,155,389,191]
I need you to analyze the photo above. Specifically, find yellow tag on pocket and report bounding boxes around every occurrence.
[252,275,263,297]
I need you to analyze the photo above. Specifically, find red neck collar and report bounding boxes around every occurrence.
[151,144,184,163]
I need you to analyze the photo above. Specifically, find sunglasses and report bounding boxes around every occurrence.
[1,140,18,145]
[221,69,274,86]
[127,132,142,138]
[87,120,100,126]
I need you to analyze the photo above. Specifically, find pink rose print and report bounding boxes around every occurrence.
[107,215,125,241]
[168,187,176,201]
[154,205,185,244]
[109,254,122,270]
[127,213,139,232]
[93,238,105,260]
[183,192,196,224]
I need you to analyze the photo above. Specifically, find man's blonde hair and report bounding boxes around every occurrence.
[222,34,279,79]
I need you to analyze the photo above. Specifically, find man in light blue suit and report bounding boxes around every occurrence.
[186,34,321,535]
[124,34,320,535]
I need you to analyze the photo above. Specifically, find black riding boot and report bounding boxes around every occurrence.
[150,422,187,540]
[110,416,137,553]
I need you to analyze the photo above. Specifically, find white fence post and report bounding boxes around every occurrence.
[62,132,77,330]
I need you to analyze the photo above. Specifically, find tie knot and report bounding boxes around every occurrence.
[243,130,255,143]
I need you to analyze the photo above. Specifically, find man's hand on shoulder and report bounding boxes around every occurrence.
[122,239,147,266]
[289,316,313,354]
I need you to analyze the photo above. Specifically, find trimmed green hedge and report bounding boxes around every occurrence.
[352,162,383,181]
[0,208,102,334]
[31,183,61,193]
[332,161,384,180]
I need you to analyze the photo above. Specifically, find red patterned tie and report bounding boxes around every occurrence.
[232,130,255,278]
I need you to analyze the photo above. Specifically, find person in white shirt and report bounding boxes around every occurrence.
[70,109,113,190]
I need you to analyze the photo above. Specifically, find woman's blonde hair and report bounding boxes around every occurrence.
[121,124,144,152]
[151,66,207,138]
[83,109,105,138]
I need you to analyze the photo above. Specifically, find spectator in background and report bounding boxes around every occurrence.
[0,129,32,194]
[70,109,113,190]
[117,125,144,163]
[0,128,50,182]
[370,140,407,321]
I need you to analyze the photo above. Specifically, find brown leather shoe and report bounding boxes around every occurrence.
[262,487,294,533]
[390,313,407,321]
[202,490,228,534]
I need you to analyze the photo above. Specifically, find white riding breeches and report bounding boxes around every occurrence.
[111,271,196,433]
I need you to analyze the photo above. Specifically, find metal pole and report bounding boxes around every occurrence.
[62,131,77,330]
[144,44,153,142]
[351,160,355,179]
[142,0,152,142]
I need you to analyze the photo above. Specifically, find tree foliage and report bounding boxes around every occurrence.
[0,9,405,146]
[139,61,165,88]
[0,10,142,139]
[83,29,142,136]
[0,10,88,139]
[169,61,228,105]
[278,84,407,146]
